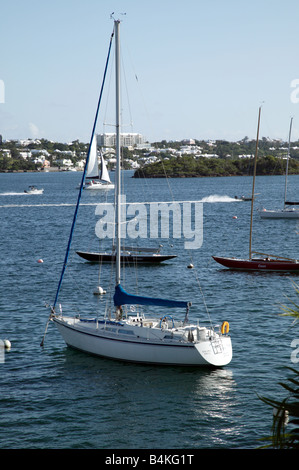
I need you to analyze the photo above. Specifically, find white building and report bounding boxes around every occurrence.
[19,151,32,160]
[0,149,12,158]
[56,158,73,167]
[31,149,50,157]
[97,133,145,148]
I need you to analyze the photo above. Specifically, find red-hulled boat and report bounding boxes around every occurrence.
[212,253,299,272]
[213,107,299,274]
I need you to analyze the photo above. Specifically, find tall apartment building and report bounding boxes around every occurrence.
[97,133,145,148]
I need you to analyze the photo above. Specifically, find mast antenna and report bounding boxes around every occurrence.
[110,12,126,20]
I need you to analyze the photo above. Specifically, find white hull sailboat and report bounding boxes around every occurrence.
[41,20,232,367]
[259,208,299,219]
[84,134,114,190]
[84,180,115,190]
[259,118,299,219]
[53,312,232,367]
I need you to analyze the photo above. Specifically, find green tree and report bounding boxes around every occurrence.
[259,282,299,448]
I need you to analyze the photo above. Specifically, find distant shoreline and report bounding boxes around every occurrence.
[0,167,80,173]
[133,173,299,178]
[133,155,299,178]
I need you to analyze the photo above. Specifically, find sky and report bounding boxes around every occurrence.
[1,0,299,144]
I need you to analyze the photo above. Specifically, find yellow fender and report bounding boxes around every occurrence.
[221,321,229,335]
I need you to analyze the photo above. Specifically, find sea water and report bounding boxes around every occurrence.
[0,170,298,449]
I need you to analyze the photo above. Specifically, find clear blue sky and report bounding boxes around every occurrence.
[1,0,299,144]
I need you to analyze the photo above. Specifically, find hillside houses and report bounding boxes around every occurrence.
[1,134,299,172]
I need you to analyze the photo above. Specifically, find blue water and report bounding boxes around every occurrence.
[0,170,298,449]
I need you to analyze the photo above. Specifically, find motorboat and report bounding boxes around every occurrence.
[24,185,44,194]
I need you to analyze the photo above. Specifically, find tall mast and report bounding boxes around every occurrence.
[115,19,121,286]
[249,105,261,259]
[284,117,293,210]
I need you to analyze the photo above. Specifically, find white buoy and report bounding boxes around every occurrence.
[93,286,106,295]
[187,263,194,269]
[2,340,11,350]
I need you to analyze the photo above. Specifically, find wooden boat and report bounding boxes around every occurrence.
[213,107,299,273]
[76,245,177,264]
[212,253,299,272]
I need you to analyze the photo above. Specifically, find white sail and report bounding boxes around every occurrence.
[86,135,98,179]
[100,152,112,183]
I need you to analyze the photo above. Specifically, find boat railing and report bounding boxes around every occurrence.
[112,245,161,254]
[252,251,298,262]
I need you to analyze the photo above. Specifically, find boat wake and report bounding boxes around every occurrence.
[0,192,29,196]
[200,195,240,203]
[0,202,99,208]
[0,196,239,208]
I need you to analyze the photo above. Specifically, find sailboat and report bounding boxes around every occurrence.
[259,118,299,219]
[213,107,299,272]
[84,135,114,190]
[41,20,232,367]
[76,244,177,264]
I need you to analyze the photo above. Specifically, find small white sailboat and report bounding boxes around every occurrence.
[84,135,114,190]
[41,20,232,367]
[259,118,299,219]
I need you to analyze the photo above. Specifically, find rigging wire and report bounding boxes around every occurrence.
[40,26,115,346]
[121,52,134,132]
[53,30,114,311]
[187,251,214,328]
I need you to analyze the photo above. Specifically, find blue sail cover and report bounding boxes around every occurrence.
[114,284,190,309]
